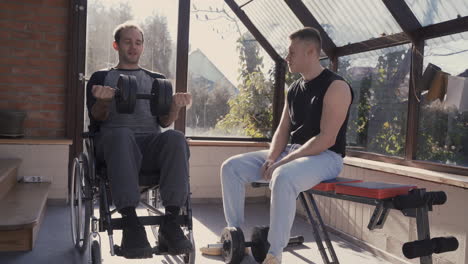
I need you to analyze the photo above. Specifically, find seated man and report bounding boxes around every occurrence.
[220,27,353,264]
[86,21,193,259]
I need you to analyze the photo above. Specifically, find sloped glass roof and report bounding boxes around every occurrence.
[405,0,468,26]
[235,0,252,6]
[301,0,402,46]
[239,0,304,56]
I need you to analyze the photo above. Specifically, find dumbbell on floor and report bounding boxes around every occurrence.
[213,226,303,264]
[115,74,173,116]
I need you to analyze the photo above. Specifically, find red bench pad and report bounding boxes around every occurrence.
[312,177,362,191]
[335,182,417,199]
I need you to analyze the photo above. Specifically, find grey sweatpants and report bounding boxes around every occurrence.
[95,127,190,210]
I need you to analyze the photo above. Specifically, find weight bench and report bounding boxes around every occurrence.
[251,177,458,264]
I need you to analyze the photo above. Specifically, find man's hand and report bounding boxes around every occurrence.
[172,93,192,110]
[260,159,275,180]
[92,85,115,101]
[263,162,281,181]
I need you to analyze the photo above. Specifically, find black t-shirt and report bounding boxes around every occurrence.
[287,68,354,157]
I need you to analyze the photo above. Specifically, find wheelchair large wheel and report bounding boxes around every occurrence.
[183,231,196,264]
[182,193,196,264]
[70,153,93,253]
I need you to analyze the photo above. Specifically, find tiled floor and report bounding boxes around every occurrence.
[0,202,392,264]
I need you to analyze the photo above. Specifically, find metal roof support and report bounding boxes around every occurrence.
[405,39,424,160]
[416,16,468,40]
[174,0,191,133]
[272,60,287,134]
[335,32,409,57]
[382,0,422,43]
[224,0,283,62]
[284,0,337,58]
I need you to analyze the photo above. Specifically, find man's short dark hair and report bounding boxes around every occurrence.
[289,27,322,53]
[113,21,144,44]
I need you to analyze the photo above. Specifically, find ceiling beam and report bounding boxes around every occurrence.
[224,0,283,62]
[335,32,409,57]
[284,0,336,58]
[416,16,468,40]
[382,0,421,42]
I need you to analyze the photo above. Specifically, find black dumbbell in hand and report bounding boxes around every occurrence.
[115,74,173,116]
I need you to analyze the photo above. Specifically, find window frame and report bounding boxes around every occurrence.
[72,0,468,175]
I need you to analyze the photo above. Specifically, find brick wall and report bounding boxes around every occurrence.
[0,0,69,137]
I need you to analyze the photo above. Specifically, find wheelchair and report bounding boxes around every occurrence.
[69,132,196,264]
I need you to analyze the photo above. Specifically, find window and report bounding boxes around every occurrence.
[85,0,179,129]
[186,0,274,138]
[339,45,412,157]
[416,33,468,167]
[86,0,178,77]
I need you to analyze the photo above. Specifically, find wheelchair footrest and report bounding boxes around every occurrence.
[113,244,166,257]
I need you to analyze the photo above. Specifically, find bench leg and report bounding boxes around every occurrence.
[415,189,433,264]
[299,192,339,264]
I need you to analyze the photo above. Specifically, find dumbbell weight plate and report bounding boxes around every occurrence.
[158,79,167,114]
[127,75,137,114]
[116,74,129,113]
[220,227,245,264]
[163,79,173,115]
[251,226,270,263]
[158,79,173,116]
[150,79,160,116]
[116,74,137,114]
[151,78,173,116]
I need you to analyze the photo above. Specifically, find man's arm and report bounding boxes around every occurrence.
[158,93,192,128]
[267,99,291,161]
[90,86,115,121]
[264,80,352,179]
[260,98,291,178]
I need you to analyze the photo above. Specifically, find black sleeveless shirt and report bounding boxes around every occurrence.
[287,68,353,157]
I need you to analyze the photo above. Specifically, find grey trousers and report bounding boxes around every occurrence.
[95,128,190,210]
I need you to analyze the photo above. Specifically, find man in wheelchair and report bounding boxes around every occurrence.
[85,21,192,259]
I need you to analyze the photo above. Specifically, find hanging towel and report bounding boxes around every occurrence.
[426,70,448,102]
[420,63,441,91]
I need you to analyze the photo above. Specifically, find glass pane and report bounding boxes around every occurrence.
[85,0,178,128]
[86,0,178,77]
[242,0,304,57]
[405,0,468,26]
[302,0,402,46]
[320,58,331,69]
[416,33,468,167]
[234,0,252,6]
[187,0,275,138]
[339,45,412,157]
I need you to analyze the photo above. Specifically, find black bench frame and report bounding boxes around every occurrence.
[251,182,441,264]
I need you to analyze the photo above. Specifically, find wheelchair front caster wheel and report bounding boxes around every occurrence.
[91,240,102,264]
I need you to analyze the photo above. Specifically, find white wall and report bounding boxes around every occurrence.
[189,144,268,200]
[0,144,69,199]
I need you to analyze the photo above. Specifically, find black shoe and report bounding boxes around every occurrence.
[120,220,153,259]
[158,218,193,255]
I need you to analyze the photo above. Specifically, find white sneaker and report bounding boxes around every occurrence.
[262,253,281,264]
